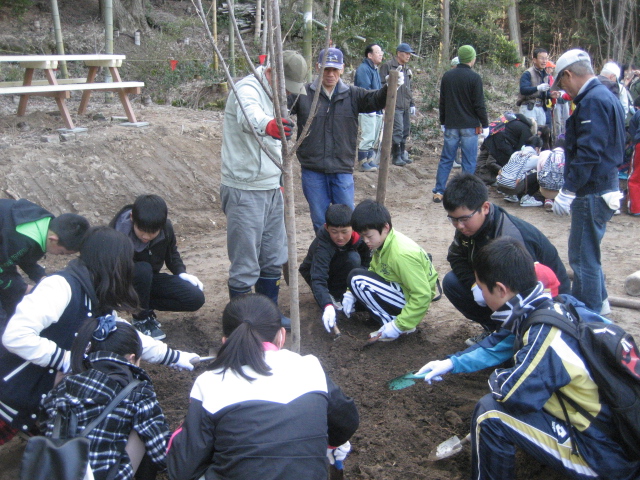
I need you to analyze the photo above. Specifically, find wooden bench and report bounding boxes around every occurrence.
[0,54,145,129]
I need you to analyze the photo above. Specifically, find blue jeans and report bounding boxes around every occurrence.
[433,127,478,194]
[569,194,614,311]
[301,168,354,232]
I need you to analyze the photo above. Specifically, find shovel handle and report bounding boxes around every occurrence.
[190,355,216,365]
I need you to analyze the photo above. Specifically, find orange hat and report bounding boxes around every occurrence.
[534,262,560,297]
[545,61,556,69]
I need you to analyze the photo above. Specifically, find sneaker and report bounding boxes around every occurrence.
[133,318,166,340]
[503,194,519,203]
[360,161,378,172]
[433,193,443,203]
[452,160,462,168]
[520,194,543,207]
[544,199,554,212]
[614,209,621,215]
[464,331,491,347]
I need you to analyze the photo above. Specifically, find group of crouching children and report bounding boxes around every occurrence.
[1,174,639,480]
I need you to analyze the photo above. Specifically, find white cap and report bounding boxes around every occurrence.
[555,49,591,76]
[601,61,621,79]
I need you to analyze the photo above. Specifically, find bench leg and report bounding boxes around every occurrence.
[109,67,138,123]
[78,66,99,115]
[17,68,34,117]
[43,69,74,129]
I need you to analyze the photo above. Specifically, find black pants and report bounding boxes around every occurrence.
[0,271,28,333]
[301,250,362,307]
[133,262,205,312]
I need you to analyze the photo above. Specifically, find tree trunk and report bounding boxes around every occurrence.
[111,0,148,33]
[397,1,404,45]
[254,0,262,41]
[440,0,449,64]
[507,0,521,59]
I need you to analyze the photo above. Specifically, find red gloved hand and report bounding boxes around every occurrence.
[265,118,293,140]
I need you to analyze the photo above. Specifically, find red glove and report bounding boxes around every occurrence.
[265,118,293,140]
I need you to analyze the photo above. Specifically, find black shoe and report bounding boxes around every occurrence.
[464,331,491,347]
[134,317,166,340]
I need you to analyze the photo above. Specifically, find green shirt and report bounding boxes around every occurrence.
[15,216,51,253]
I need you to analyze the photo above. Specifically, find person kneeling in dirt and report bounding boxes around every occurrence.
[343,200,438,341]
[418,237,640,480]
[110,194,205,340]
[299,204,371,334]
[0,198,89,328]
[441,173,570,346]
[166,294,358,480]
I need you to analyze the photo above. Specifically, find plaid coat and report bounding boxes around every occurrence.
[41,352,169,480]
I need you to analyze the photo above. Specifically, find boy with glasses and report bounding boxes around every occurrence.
[442,173,570,345]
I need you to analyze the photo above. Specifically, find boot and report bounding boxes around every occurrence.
[358,150,377,172]
[368,149,379,167]
[400,142,413,164]
[392,143,406,166]
[254,277,291,331]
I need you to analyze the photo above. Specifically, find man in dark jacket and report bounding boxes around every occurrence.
[0,199,88,326]
[433,45,488,203]
[441,173,570,344]
[475,113,534,185]
[551,49,626,314]
[379,42,416,166]
[110,194,205,339]
[289,47,390,233]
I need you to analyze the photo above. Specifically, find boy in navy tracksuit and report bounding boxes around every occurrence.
[299,204,371,333]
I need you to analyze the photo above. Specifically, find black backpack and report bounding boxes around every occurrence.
[519,307,640,460]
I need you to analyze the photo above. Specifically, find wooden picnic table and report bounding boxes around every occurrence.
[0,54,145,129]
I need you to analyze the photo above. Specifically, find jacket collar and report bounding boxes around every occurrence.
[574,76,600,104]
[309,78,349,96]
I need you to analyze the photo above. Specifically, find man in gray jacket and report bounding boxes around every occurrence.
[220,51,307,323]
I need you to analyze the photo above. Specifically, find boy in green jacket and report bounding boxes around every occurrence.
[343,200,438,341]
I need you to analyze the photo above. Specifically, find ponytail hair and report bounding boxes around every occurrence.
[71,316,142,373]
[209,294,282,382]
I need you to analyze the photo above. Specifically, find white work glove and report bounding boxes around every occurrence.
[171,351,199,371]
[552,189,576,216]
[342,291,356,318]
[387,71,405,89]
[440,125,446,133]
[471,283,487,307]
[482,127,490,138]
[375,319,403,341]
[417,358,454,384]
[323,305,337,333]
[179,273,204,291]
[327,441,351,465]
[601,191,624,211]
[410,106,416,115]
[537,83,550,92]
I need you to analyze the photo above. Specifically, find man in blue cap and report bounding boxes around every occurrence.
[379,43,416,166]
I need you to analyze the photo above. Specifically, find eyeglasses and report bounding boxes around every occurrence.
[447,208,479,225]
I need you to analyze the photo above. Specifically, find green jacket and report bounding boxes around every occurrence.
[369,229,438,330]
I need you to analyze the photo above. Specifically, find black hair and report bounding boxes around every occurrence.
[473,237,537,294]
[351,199,392,234]
[536,125,552,150]
[70,318,142,374]
[325,204,353,227]
[79,226,139,314]
[525,135,543,149]
[209,294,282,382]
[364,44,378,57]
[49,213,90,251]
[553,136,566,149]
[442,173,488,212]
[532,48,548,59]
[131,194,168,233]
[634,96,640,109]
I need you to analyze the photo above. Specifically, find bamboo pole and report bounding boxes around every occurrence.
[376,70,399,205]
[50,0,68,78]
[103,0,114,102]
[212,0,218,71]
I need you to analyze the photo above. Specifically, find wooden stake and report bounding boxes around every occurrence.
[376,70,399,205]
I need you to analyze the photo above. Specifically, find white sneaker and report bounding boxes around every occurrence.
[504,194,519,203]
[520,195,543,207]
[452,160,462,168]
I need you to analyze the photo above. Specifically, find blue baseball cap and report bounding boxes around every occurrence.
[317,48,344,69]
[396,43,415,54]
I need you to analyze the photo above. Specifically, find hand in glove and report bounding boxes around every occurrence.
[341,291,356,318]
[323,305,337,333]
[375,320,403,341]
[179,273,204,291]
[471,283,487,307]
[327,441,351,465]
[601,191,624,211]
[482,127,490,138]
[537,83,550,92]
[410,106,416,115]
[417,358,453,384]
[171,351,199,371]
[552,189,575,216]
[440,125,446,133]
[386,71,405,89]
[265,118,294,140]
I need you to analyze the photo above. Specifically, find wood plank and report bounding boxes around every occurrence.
[110,66,138,123]
[16,68,34,116]
[78,66,100,115]
[0,81,144,95]
[0,78,87,87]
[84,59,123,68]
[0,54,126,63]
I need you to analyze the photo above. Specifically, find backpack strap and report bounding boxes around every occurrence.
[80,379,141,437]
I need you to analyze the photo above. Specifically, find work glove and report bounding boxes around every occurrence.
[417,358,453,384]
[376,319,403,341]
[471,283,487,307]
[385,71,405,89]
[179,273,204,291]
[171,351,199,371]
[440,125,446,133]
[323,305,337,333]
[552,189,575,216]
[410,106,416,115]
[482,127,490,138]
[601,191,624,211]
[265,118,293,140]
[327,441,351,465]
[342,291,356,318]
[537,83,550,92]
